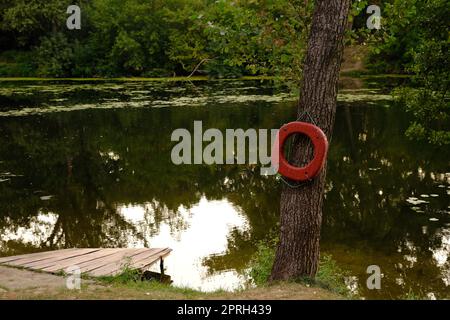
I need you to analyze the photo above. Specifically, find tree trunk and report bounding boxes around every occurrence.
[270,0,351,281]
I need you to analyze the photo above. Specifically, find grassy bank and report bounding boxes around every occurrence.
[1,278,342,300]
[0,263,342,300]
[0,248,346,300]
[247,240,353,298]
[0,235,351,300]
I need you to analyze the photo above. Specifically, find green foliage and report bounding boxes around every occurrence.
[0,0,72,46]
[364,0,420,73]
[384,0,450,146]
[98,263,142,284]
[247,238,350,296]
[96,259,202,297]
[400,288,430,300]
[395,87,450,146]
[35,33,75,77]
[0,0,311,80]
[364,0,449,74]
[0,51,36,76]
[315,254,350,296]
[247,239,277,286]
[360,0,449,145]
[111,31,146,74]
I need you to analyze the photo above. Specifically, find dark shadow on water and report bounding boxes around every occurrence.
[0,79,448,298]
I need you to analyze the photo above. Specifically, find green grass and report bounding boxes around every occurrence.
[94,272,215,299]
[313,254,351,296]
[398,288,442,300]
[92,261,212,298]
[247,240,351,297]
[94,258,141,284]
[0,258,340,299]
[99,276,203,298]
[247,240,277,286]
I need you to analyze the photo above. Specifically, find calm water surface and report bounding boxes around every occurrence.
[0,79,448,299]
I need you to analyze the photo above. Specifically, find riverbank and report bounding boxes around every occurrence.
[0,265,341,300]
[0,74,409,82]
[0,76,276,82]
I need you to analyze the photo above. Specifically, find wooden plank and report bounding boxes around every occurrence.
[0,249,76,264]
[129,248,169,267]
[119,248,160,266]
[124,248,171,273]
[19,248,101,269]
[41,248,121,273]
[78,248,146,275]
[76,249,144,271]
[134,249,172,270]
[87,249,161,276]
[0,248,172,278]
[91,248,170,277]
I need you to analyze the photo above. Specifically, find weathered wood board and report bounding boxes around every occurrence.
[0,248,171,277]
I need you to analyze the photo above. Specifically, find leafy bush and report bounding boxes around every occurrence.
[315,254,350,296]
[35,33,74,77]
[364,0,420,74]
[395,87,450,146]
[98,259,142,284]
[247,240,277,286]
[247,238,351,297]
[388,0,449,146]
[0,0,312,79]
[0,51,36,76]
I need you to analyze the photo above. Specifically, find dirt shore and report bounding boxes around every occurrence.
[0,265,341,300]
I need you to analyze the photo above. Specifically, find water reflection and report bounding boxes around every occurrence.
[138,197,249,291]
[0,79,448,298]
[1,212,58,247]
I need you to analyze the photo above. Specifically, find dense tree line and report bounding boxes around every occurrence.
[382,0,449,145]
[0,0,448,143]
[0,0,312,78]
[0,1,447,78]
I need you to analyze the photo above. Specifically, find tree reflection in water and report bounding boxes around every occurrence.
[0,80,448,298]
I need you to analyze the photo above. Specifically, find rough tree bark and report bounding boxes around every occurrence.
[270,0,351,280]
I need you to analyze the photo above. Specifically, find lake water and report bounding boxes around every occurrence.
[0,78,448,299]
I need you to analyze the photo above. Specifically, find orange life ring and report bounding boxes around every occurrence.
[272,121,328,181]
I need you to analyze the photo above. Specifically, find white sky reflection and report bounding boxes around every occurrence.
[1,212,58,245]
[118,197,250,291]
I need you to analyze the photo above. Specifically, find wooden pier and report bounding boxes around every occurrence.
[0,248,171,277]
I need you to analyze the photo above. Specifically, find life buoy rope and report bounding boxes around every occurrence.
[272,121,328,182]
